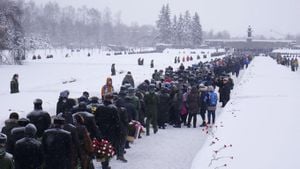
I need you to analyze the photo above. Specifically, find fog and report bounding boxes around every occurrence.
[28,0,300,38]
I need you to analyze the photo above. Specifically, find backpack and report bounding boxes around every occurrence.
[207,92,218,106]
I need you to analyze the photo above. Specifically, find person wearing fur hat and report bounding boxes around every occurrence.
[205,86,218,125]
[42,117,72,169]
[1,112,19,143]
[27,99,51,138]
[14,124,43,169]
[0,133,14,169]
[6,118,30,155]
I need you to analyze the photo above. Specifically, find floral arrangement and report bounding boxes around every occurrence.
[92,138,115,162]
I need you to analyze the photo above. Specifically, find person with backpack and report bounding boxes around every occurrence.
[205,86,218,125]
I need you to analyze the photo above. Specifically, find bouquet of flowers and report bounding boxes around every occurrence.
[92,138,115,162]
[127,120,145,142]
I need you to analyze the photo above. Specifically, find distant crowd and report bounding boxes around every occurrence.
[2,53,252,169]
[274,55,299,72]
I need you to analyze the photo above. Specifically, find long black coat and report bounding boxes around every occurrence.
[219,82,232,103]
[27,110,51,138]
[42,128,72,169]
[95,101,121,146]
[7,127,25,155]
[10,79,19,93]
[158,92,171,125]
[72,111,101,140]
[63,124,80,169]
[14,137,43,169]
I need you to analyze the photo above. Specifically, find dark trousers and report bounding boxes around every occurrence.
[207,110,216,124]
[181,114,188,125]
[199,107,206,122]
[187,112,197,127]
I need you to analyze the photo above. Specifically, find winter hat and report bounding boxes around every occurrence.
[60,90,70,98]
[9,112,19,120]
[18,118,30,127]
[24,123,37,137]
[128,87,135,94]
[0,133,7,144]
[53,116,65,125]
[33,98,43,105]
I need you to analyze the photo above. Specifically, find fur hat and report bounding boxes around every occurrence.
[0,133,7,144]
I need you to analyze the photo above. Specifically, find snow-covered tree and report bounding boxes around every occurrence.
[191,12,203,47]
[156,4,172,44]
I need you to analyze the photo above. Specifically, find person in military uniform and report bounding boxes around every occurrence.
[144,84,159,135]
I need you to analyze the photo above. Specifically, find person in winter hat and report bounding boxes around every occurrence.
[27,98,51,138]
[101,77,114,100]
[1,112,19,143]
[205,86,218,125]
[14,124,43,169]
[6,118,30,155]
[0,133,14,169]
[122,71,135,88]
[56,90,76,115]
[144,84,159,135]
[42,117,72,169]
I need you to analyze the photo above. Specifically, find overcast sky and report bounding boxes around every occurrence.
[28,0,300,38]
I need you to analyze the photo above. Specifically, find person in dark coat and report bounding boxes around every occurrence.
[0,133,14,169]
[72,111,101,140]
[57,113,80,169]
[73,114,93,169]
[122,72,135,87]
[78,91,90,105]
[10,74,19,94]
[186,86,200,128]
[14,124,43,169]
[6,118,30,155]
[150,60,154,68]
[95,94,121,169]
[56,90,76,115]
[115,107,129,162]
[72,102,92,114]
[219,77,233,107]
[87,96,101,114]
[111,63,116,76]
[158,87,171,129]
[1,112,19,142]
[27,99,51,138]
[199,84,208,127]
[144,84,159,135]
[42,117,72,169]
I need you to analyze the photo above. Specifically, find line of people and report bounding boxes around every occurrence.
[274,55,299,72]
[1,54,252,169]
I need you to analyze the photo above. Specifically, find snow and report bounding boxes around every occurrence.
[272,48,300,54]
[0,48,223,126]
[191,56,300,169]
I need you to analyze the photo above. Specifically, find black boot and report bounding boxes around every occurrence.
[200,122,206,127]
[117,156,128,163]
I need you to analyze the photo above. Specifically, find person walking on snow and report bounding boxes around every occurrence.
[10,74,19,94]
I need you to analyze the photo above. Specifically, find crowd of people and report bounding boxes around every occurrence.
[274,55,299,72]
[1,54,252,169]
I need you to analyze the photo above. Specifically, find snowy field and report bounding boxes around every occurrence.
[191,56,300,169]
[0,48,224,126]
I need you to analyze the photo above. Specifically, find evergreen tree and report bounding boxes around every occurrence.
[156,4,172,44]
[191,12,202,47]
[182,10,192,47]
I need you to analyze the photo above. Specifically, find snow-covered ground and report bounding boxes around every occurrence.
[191,56,300,169]
[0,48,223,126]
